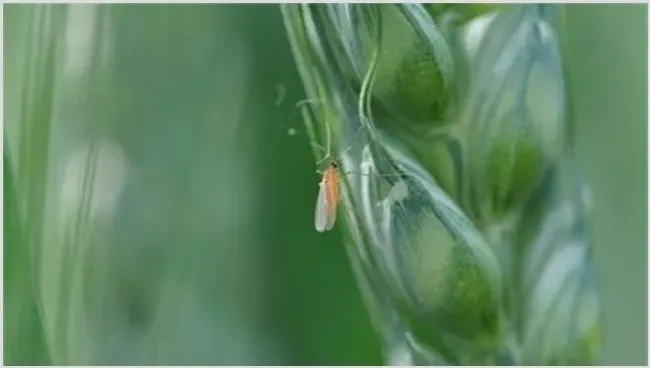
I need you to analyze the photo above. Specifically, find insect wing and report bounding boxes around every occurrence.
[325,190,337,231]
[315,181,336,232]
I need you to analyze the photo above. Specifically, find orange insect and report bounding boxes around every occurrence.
[312,128,361,233]
[310,120,352,233]
[298,101,368,233]
[315,160,341,232]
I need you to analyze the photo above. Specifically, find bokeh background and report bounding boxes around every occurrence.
[3,4,647,365]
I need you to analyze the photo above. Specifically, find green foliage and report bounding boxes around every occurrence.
[4,3,645,366]
[4,4,382,365]
[282,3,603,365]
[4,152,51,365]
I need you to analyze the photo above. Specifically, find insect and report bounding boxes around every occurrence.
[312,123,349,233]
[309,113,358,233]
[307,104,388,232]
[311,122,364,233]
[314,160,341,232]
[312,139,392,233]
[297,88,383,233]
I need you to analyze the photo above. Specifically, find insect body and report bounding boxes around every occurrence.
[310,122,368,233]
[315,161,341,232]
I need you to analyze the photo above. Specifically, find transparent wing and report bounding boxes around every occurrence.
[315,181,335,232]
[325,190,337,231]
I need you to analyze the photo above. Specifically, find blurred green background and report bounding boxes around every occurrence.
[3,4,647,365]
